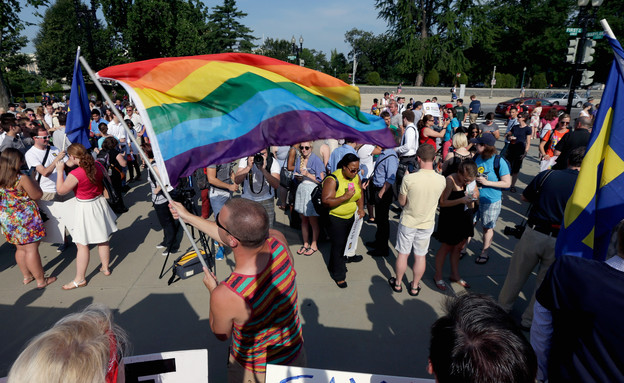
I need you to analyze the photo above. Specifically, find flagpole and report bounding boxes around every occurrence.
[601,19,616,39]
[78,56,212,272]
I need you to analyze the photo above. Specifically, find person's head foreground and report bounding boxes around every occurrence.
[8,303,129,383]
[428,293,537,383]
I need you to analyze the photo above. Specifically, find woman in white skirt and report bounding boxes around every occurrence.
[55,143,117,290]
[293,142,325,256]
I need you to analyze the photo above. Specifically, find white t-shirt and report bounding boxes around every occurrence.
[107,122,127,143]
[52,127,72,150]
[238,156,280,202]
[25,145,64,193]
[357,144,376,179]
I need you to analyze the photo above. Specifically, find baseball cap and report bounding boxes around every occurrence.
[583,102,592,108]
[470,133,496,147]
[445,103,454,109]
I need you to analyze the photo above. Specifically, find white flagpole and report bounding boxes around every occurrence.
[78,56,211,271]
[601,19,616,39]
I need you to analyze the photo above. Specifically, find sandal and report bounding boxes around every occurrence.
[450,278,471,289]
[408,282,421,296]
[23,276,35,285]
[303,248,317,256]
[62,280,87,290]
[335,280,348,289]
[388,277,402,293]
[297,246,309,255]
[36,276,57,289]
[434,279,447,291]
[459,250,468,260]
[475,254,490,265]
[100,267,111,276]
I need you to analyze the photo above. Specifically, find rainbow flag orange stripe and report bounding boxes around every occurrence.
[97,53,394,186]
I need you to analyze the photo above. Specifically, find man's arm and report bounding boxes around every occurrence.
[395,127,415,156]
[234,157,252,184]
[207,167,238,192]
[209,286,249,341]
[398,192,407,207]
[531,300,553,382]
[477,173,511,189]
[32,150,66,178]
[169,200,221,242]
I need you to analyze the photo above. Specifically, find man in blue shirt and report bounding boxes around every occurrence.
[327,140,357,173]
[472,134,511,264]
[468,95,481,124]
[90,109,108,137]
[364,148,399,257]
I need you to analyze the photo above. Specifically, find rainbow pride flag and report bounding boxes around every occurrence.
[97,53,394,187]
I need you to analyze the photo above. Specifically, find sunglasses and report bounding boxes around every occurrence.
[299,146,311,150]
[216,213,240,241]
[346,167,360,173]
[561,121,570,125]
[34,135,50,139]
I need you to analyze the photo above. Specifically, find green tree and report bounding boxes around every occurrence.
[299,48,328,72]
[532,73,548,89]
[366,71,381,85]
[424,69,440,86]
[0,0,48,105]
[207,0,255,53]
[258,38,292,61]
[329,49,348,78]
[344,28,394,82]
[34,0,107,81]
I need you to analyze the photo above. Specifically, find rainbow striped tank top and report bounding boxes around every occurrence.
[222,237,304,373]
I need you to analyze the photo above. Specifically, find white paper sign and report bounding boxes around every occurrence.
[422,102,441,118]
[266,364,435,383]
[343,213,363,257]
[122,349,208,382]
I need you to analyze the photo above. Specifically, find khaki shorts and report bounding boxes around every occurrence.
[395,224,434,255]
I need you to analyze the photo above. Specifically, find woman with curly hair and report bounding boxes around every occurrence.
[0,148,55,289]
[56,143,118,290]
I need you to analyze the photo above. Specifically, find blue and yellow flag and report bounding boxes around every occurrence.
[555,35,624,261]
[65,48,91,149]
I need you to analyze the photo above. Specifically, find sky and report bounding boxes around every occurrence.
[19,0,389,58]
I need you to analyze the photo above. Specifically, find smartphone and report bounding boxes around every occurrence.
[348,183,355,191]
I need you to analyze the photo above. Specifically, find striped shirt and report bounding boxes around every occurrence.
[222,237,304,373]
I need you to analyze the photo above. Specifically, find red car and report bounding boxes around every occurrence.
[495,97,566,118]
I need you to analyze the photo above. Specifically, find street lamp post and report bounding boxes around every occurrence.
[291,35,304,65]
[489,65,497,99]
[521,66,527,89]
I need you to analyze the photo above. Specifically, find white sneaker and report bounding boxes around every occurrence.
[156,243,166,249]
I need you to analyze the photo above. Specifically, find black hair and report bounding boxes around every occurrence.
[91,109,101,116]
[568,146,586,167]
[380,111,391,119]
[57,112,67,125]
[337,153,360,169]
[429,294,537,383]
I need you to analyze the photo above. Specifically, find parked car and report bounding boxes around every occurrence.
[495,97,566,118]
[545,92,587,108]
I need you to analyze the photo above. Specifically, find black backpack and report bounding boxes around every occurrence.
[311,174,338,214]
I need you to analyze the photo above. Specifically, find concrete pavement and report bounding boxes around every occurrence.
[0,118,545,381]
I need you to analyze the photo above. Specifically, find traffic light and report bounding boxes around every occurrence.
[581,38,597,64]
[567,38,580,63]
[581,69,595,86]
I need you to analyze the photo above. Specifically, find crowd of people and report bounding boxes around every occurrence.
[2,88,621,383]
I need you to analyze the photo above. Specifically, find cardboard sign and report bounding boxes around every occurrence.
[422,103,440,118]
[266,364,435,383]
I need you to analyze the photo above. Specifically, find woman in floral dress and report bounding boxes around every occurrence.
[0,148,55,289]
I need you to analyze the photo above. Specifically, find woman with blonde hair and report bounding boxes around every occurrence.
[0,148,55,289]
[8,303,129,383]
[293,141,325,256]
[56,143,118,290]
[442,132,472,176]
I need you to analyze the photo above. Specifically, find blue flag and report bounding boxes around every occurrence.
[555,35,624,260]
[66,50,91,149]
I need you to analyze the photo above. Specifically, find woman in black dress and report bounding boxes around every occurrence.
[433,160,479,291]
[505,111,533,192]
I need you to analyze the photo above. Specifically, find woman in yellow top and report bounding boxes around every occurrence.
[321,153,365,288]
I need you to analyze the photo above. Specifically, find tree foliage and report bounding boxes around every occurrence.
[1,0,48,105]
[207,0,255,53]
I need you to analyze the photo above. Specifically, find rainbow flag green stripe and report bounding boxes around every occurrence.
[97,53,394,187]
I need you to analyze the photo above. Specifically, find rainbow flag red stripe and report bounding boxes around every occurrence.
[97,53,394,186]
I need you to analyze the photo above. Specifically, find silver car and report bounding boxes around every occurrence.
[545,92,586,108]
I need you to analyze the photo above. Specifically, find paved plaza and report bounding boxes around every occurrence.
[0,104,554,381]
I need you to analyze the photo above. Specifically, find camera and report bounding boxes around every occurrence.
[253,153,264,168]
[504,224,526,239]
